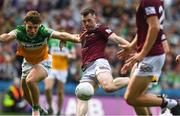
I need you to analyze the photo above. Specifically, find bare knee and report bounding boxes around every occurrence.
[26,77,36,85]
[45,88,51,94]
[57,82,64,95]
[45,81,54,91]
[45,85,52,91]
[124,94,136,106]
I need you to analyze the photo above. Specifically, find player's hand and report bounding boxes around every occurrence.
[121,53,144,74]
[76,34,81,42]
[72,34,81,43]
[176,55,180,62]
[59,40,66,51]
[116,44,131,60]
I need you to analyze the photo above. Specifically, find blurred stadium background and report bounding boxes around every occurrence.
[0,0,179,115]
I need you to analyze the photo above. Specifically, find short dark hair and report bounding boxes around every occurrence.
[24,11,42,24]
[80,8,96,16]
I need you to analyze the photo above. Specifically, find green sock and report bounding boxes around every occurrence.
[32,104,40,111]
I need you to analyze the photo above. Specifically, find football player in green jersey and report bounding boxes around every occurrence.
[0,10,80,116]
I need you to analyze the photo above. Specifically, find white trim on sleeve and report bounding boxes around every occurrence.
[50,31,55,38]
[8,30,17,38]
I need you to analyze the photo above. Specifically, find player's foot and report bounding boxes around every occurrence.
[160,94,168,114]
[47,107,53,115]
[39,106,48,115]
[161,106,167,114]
[170,100,180,115]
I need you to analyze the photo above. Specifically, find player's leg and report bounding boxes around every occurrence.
[76,81,98,116]
[21,61,33,106]
[134,107,151,115]
[77,99,88,116]
[21,78,32,105]
[44,75,54,114]
[96,59,129,92]
[124,54,179,115]
[57,81,64,115]
[129,64,152,115]
[124,54,163,115]
[124,75,164,114]
[56,70,68,115]
[112,77,129,89]
[97,72,128,92]
[132,85,152,115]
[76,60,100,116]
[22,73,48,115]
[26,64,48,115]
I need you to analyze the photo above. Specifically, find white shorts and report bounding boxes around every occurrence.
[21,56,52,79]
[46,69,68,83]
[133,54,165,82]
[80,58,111,83]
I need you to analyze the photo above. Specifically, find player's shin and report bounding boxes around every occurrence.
[134,107,152,115]
[113,77,129,89]
[76,99,89,116]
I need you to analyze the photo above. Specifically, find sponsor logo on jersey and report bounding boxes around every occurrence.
[139,62,153,72]
[145,7,156,15]
[105,29,112,34]
[21,42,44,48]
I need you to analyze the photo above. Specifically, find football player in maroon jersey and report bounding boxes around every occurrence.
[64,8,131,116]
[176,55,180,63]
[117,0,180,115]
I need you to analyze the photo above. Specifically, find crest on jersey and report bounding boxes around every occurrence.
[105,29,112,34]
[145,7,156,15]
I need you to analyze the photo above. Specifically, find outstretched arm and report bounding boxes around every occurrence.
[51,31,81,43]
[108,33,130,46]
[0,31,16,43]
[108,33,132,60]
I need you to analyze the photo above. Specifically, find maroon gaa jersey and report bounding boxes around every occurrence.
[80,24,113,67]
[136,0,165,56]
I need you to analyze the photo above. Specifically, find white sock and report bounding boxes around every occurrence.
[165,98,178,109]
[32,110,40,116]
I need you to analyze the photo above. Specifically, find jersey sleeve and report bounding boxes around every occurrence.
[8,29,17,38]
[99,25,113,40]
[39,25,54,38]
[142,0,160,18]
[15,25,26,41]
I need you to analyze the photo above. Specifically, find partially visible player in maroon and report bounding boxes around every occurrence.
[66,8,130,116]
[117,0,180,115]
[176,55,180,63]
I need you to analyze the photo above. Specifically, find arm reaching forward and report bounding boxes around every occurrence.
[0,31,16,43]
[108,33,130,46]
[51,31,81,43]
